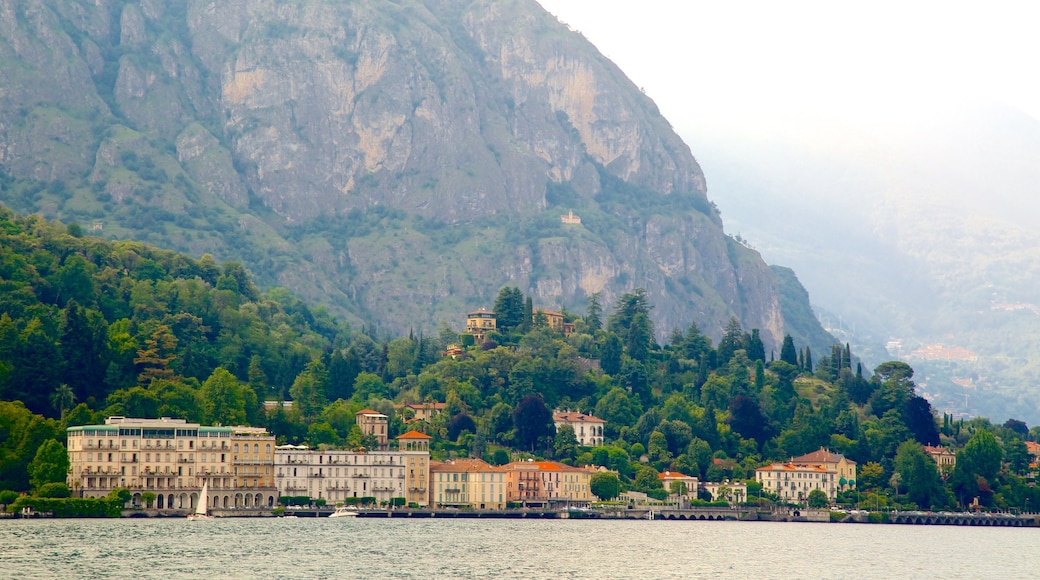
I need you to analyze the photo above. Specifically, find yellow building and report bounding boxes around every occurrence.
[756,462,837,503]
[790,448,857,492]
[66,416,278,511]
[231,426,277,505]
[503,460,593,507]
[923,445,957,474]
[356,409,389,450]
[398,431,432,506]
[430,458,507,509]
[465,308,497,343]
[534,309,575,337]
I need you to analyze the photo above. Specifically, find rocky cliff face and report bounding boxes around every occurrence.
[0,0,809,348]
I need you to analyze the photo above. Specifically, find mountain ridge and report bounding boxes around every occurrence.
[0,0,830,354]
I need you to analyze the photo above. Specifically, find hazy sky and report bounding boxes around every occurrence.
[536,1,1040,138]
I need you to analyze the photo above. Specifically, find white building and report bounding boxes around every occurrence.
[275,432,430,506]
[552,411,606,447]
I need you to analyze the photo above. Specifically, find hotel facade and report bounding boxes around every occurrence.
[66,416,278,511]
[274,431,431,506]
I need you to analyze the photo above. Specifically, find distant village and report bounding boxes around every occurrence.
[53,304,1005,520]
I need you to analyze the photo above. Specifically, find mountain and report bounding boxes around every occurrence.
[0,0,828,352]
[691,103,1040,423]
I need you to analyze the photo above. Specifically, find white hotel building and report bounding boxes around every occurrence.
[275,431,431,506]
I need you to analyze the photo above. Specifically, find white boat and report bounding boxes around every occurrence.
[188,480,212,521]
[329,506,358,519]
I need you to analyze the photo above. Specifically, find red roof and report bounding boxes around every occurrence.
[553,411,605,423]
[397,430,432,439]
[356,409,385,416]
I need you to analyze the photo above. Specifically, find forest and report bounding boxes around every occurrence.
[0,207,1037,513]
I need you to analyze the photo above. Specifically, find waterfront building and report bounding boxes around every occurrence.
[790,447,857,492]
[274,433,430,506]
[502,460,593,507]
[231,426,277,505]
[658,470,698,497]
[701,479,748,504]
[429,458,507,509]
[755,462,837,503]
[66,416,278,511]
[552,411,606,447]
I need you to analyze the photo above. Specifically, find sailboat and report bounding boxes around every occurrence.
[188,480,212,520]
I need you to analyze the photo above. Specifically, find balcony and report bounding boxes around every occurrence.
[308,473,325,478]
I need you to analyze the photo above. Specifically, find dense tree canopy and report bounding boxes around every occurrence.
[0,210,1038,514]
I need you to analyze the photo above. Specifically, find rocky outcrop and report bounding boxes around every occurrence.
[0,0,816,348]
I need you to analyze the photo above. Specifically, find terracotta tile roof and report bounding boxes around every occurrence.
[658,470,694,480]
[431,458,499,472]
[552,411,605,423]
[1025,441,1040,456]
[397,430,433,439]
[356,409,385,416]
[791,447,856,465]
[756,462,830,473]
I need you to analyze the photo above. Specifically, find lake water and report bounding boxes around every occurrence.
[1,517,1036,579]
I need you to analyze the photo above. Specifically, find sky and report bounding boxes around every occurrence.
[535,1,1040,138]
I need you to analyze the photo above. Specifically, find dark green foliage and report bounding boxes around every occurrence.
[493,287,525,332]
[447,413,477,440]
[590,471,620,500]
[779,335,798,367]
[513,395,553,452]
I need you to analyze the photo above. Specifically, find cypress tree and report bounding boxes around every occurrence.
[779,335,798,366]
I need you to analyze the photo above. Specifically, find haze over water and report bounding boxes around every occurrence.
[2,518,1036,579]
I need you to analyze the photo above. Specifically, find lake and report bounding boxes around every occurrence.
[1,517,1036,579]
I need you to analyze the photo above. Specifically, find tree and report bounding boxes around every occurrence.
[585,292,603,333]
[134,324,178,385]
[807,488,828,508]
[779,335,798,367]
[716,318,744,367]
[607,289,654,360]
[199,367,249,426]
[747,329,766,363]
[952,430,1002,506]
[590,471,620,500]
[50,383,75,419]
[600,333,623,376]
[447,413,477,441]
[894,441,943,509]
[554,424,579,461]
[594,387,641,439]
[513,395,554,452]
[289,360,331,421]
[28,439,69,494]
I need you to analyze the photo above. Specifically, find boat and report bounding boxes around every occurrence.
[188,480,212,520]
[329,506,358,519]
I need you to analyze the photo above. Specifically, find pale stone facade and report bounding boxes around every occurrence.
[66,416,278,511]
[274,433,430,506]
[430,458,507,509]
[756,462,837,503]
[552,411,605,447]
